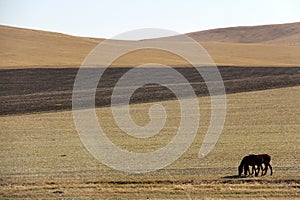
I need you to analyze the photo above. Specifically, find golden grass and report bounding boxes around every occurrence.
[1,25,300,68]
[1,86,300,198]
[202,42,300,67]
[0,25,102,68]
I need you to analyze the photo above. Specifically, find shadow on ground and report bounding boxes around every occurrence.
[222,175,243,179]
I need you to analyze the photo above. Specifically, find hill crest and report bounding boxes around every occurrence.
[187,22,300,44]
[0,22,300,68]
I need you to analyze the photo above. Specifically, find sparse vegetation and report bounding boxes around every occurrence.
[1,23,300,68]
[1,86,299,198]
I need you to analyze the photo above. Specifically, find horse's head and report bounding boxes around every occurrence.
[238,163,243,176]
[238,155,248,176]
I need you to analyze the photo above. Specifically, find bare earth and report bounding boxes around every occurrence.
[1,66,300,115]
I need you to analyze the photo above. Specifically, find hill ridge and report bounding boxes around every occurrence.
[1,22,300,68]
[187,22,300,43]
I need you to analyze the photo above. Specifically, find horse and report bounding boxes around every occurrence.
[238,154,262,177]
[238,154,272,177]
[256,154,272,176]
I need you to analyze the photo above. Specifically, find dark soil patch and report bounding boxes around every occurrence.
[1,66,300,115]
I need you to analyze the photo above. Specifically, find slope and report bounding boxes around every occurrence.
[187,22,300,44]
[1,23,300,68]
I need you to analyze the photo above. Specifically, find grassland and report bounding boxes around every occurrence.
[1,22,300,199]
[1,86,300,199]
[1,24,300,68]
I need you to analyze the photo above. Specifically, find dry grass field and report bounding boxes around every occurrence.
[1,23,300,68]
[1,86,300,199]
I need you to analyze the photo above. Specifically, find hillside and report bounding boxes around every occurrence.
[0,23,300,68]
[0,25,101,68]
[187,22,300,44]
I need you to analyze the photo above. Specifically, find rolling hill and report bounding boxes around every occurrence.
[0,25,102,68]
[187,22,300,44]
[0,22,300,68]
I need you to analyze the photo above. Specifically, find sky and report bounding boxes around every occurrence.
[0,0,300,39]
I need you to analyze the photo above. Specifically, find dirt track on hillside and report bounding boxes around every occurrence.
[1,66,300,115]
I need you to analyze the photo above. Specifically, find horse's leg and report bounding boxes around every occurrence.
[255,164,260,177]
[262,163,268,176]
[249,165,254,175]
[268,163,273,175]
[260,163,264,176]
[244,165,249,176]
[260,164,265,176]
[253,165,258,176]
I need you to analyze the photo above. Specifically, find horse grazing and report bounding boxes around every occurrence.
[238,154,262,177]
[238,154,272,177]
[256,154,272,176]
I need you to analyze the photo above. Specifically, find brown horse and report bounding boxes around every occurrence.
[238,154,272,177]
[238,154,262,177]
[256,154,272,176]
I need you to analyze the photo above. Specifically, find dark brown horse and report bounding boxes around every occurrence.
[256,154,272,176]
[238,154,262,176]
[238,154,272,177]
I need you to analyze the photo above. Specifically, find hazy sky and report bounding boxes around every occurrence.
[1,0,299,39]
